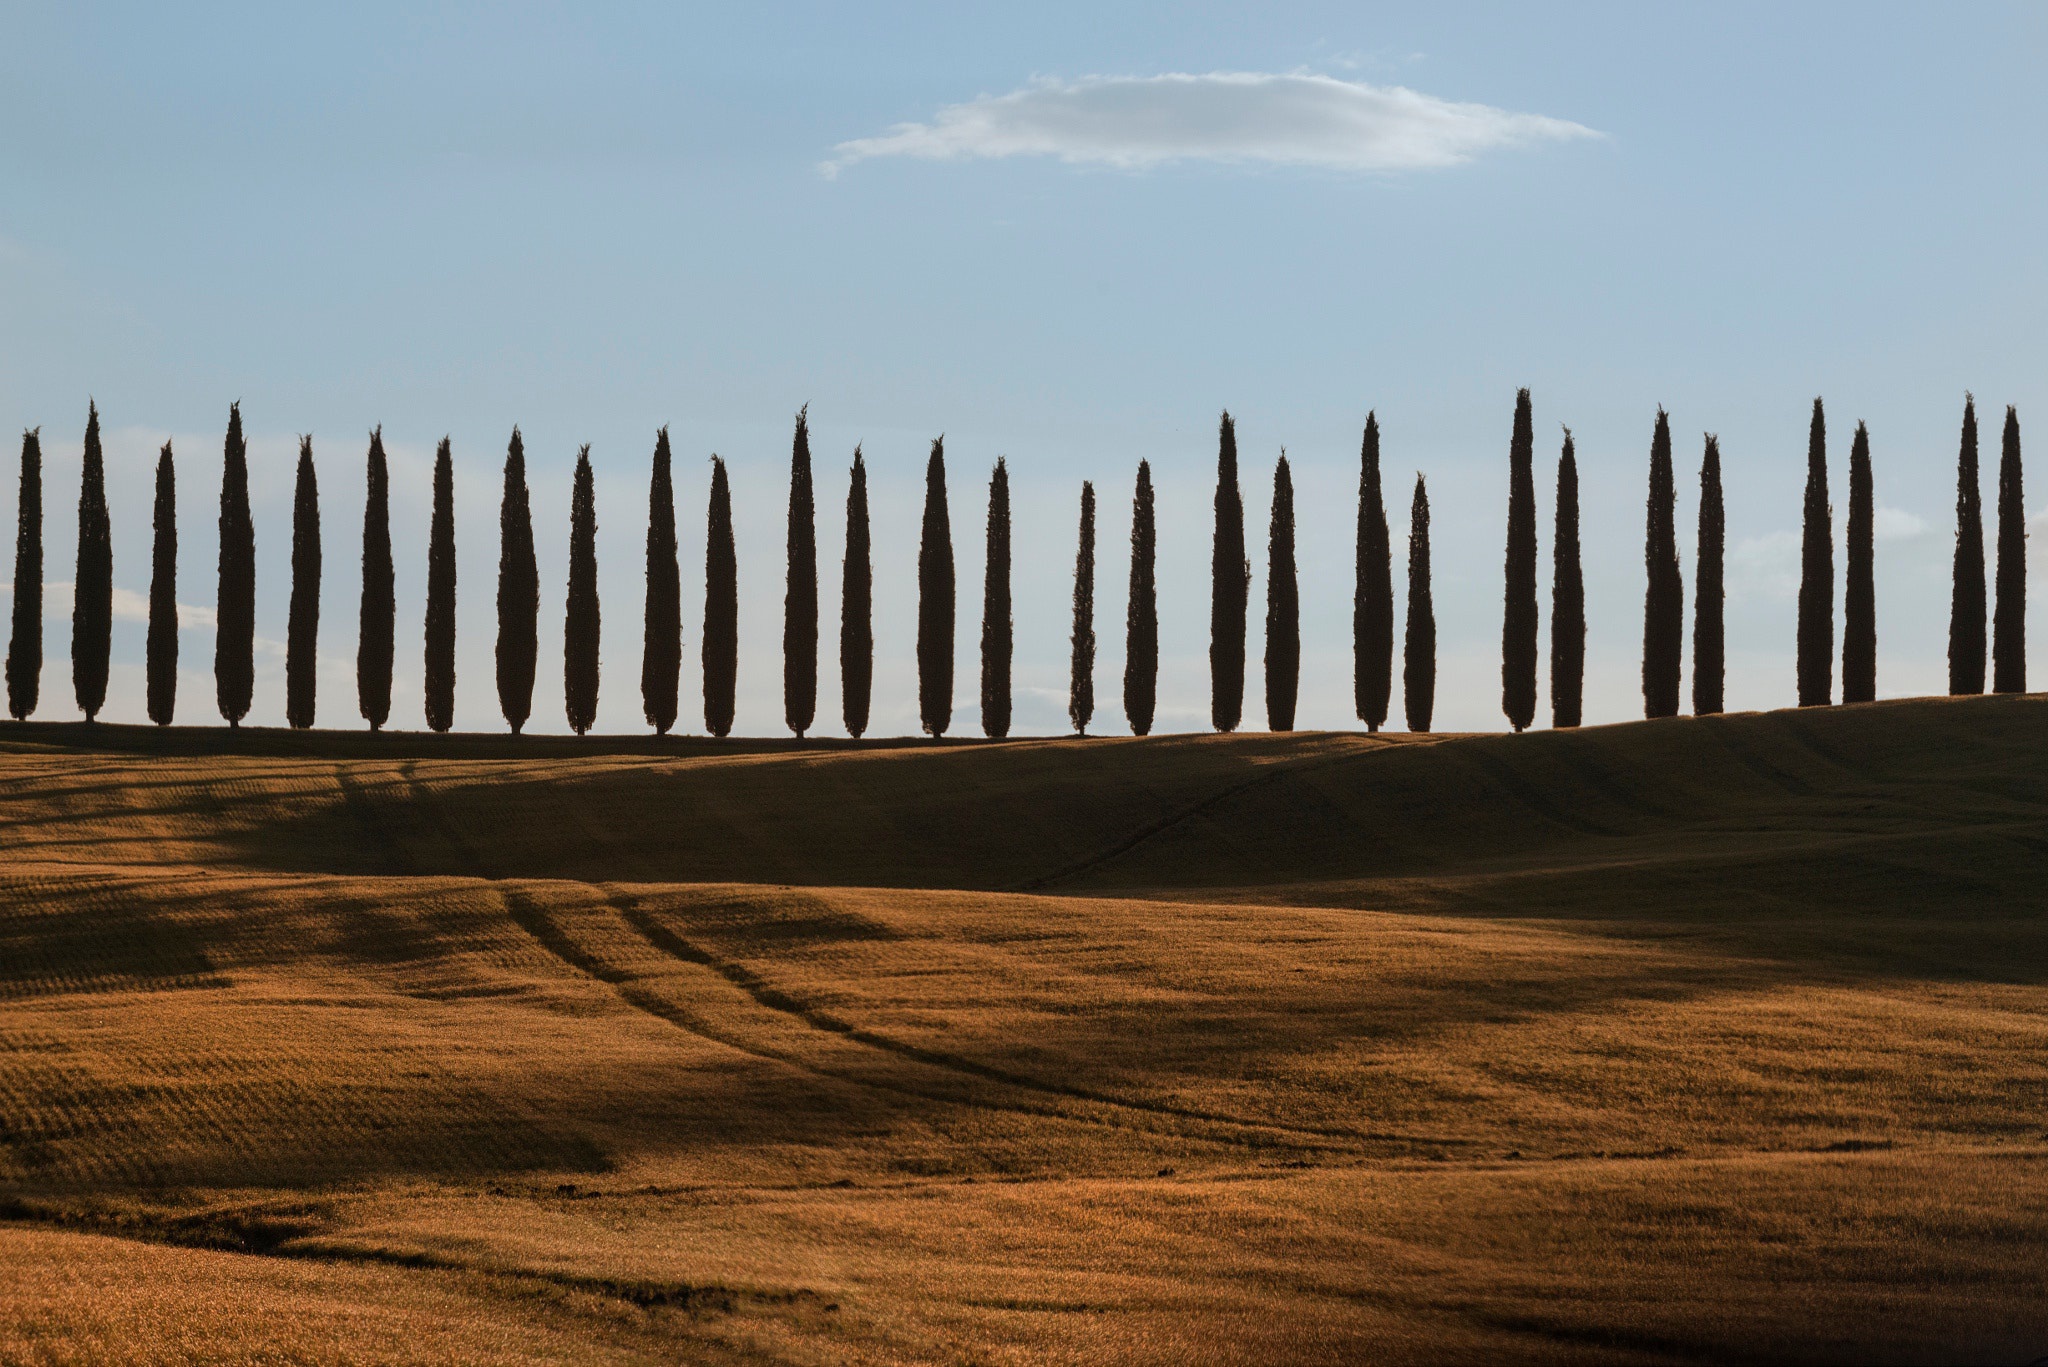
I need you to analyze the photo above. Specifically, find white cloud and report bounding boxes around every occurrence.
[824,72,1600,176]
[1874,507,1926,540]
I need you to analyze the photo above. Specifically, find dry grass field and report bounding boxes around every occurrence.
[3,695,2047,1364]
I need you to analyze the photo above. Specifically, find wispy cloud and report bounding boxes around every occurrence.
[824,72,1599,177]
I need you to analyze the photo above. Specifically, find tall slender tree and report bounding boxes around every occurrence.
[1949,396,1986,695]
[1796,398,1834,707]
[1070,481,1096,735]
[917,438,954,738]
[1693,434,1725,717]
[564,445,601,735]
[641,428,681,735]
[1211,411,1248,733]
[703,456,738,737]
[1993,406,2026,694]
[981,457,1012,739]
[1843,422,1876,704]
[424,437,457,732]
[5,429,41,721]
[785,407,817,738]
[286,436,320,729]
[1643,408,1684,719]
[72,401,111,722]
[146,442,177,726]
[1124,460,1158,737]
[216,403,256,728]
[1266,454,1299,732]
[1551,431,1585,729]
[1502,389,1538,732]
[841,448,871,738]
[496,429,539,733]
[1355,414,1392,733]
[358,427,394,730]
[1404,475,1435,733]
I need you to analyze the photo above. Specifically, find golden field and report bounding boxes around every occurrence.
[2,695,2046,1364]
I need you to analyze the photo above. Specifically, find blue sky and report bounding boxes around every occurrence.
[3,2,2044,735]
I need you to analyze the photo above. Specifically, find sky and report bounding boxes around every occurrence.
[2,2,2044,737]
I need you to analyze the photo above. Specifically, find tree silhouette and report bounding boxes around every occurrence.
[1948,396,1985,696]
[981,457,1011,739]
[642,428,680,734]
[917,438,954,738]
[216,403,255,728]
[1551,431,1584,729]
[358,427,394,731]
[1266,454,1298,732]
[5,429,41,721]
[424,437,456,733]
[1797,398,1833,707]
[841,448,871,738]
[564,445,601,735]
[1124,460,1157,737]
[496,428,539,734]
[703,456,738,737]
[1210,412,1247,733]
[73,402,111,722]
[1843,421,1876,705]
[1069,480,1096,735]
[286,436,320,729]
[1692,434,1725,717]
[1355,414,1392,733]
[784,407,817,738]
[1993,406,2026,694]
[1643,408,1684,719]
[147,442,177,726]
[1502,389,1538,732]
[1404,475,1435,733]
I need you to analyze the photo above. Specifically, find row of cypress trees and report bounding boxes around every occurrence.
[1,397,2027,734]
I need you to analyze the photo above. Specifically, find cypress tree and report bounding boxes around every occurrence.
[1642,408,1684,719]
[5,428,41,721]
[358,427,394,731]
[216,403,256,728]
[703,456,738,737]
[1124,460,1158,737]
[785,408,818,737]
[1502,389,1538,733]
[1796,398,1834,707]
[146,442,177,726]
[916,438,954,738]
[285,436,320,729]
[1948,396,1986,696]
[564,445,601,735]
[1070,480,1095,736]
[641,428,681,735]
[1993,406,2026,694]
[1842,422,1876,705]
[841,448,872,738]
[1355,414,1392,732]
[1404,475,1435,733]
[981,457,1011,739]
[424,437,457,733]
[1266,453,1298,732]
[1210,412,1247,733]
[1692,434,1725,717]
[1551,431,1586,728]
[72,401,112,722]
[496,428,539,733]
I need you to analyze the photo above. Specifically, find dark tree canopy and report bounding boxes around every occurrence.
[1692,434,1726,717]
[1551,430,1585,729]
[1502,389,1538,732]
[1948,396,1986,696]
[784,407,818,738]
[1265,454,1299,732]
[5,429,41,721]
[1842,421,1876,705]
[1993,405,2026,694]
[1796,398,1834,707]
[916,438,954,738]
[564,445,601,735]
[841,448,872,739]
[1124,459,1158,737]
[358,427,395,731]
[1210,411,1248,733]
[147,442,177,727]
[641,428,680,735]
[496,428,539,734]
[72,401,112,722]
[1354,413,1392,733]
[1404,474,1435,733]
[703,455,738,737]
[1642,408,1684,719]
[286,436,321,730]
[215,403,256,727]
[1070,480,1096,736]
[424,437,457,733]
[981,457,1012,739]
